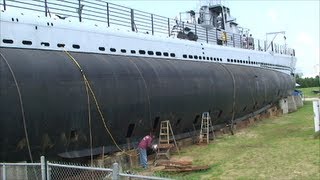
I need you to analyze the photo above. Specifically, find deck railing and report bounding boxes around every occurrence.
[0,0,295,56]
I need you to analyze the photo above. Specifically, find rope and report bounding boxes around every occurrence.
[62,49,135,157]
[0,52,34,162]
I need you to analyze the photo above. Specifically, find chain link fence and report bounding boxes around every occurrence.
[1,162,42,180]
[1,156,170,180]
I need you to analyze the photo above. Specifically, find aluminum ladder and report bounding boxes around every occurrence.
[199,112,215,144]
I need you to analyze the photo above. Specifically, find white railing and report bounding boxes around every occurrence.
[0,0,295,56]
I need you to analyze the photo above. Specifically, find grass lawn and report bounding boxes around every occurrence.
[154,101,320,179]
[297,87,320,98]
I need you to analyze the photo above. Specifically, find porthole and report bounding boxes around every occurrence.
[214,58,216,61]
[183,54,187,58]
[231,59,233,62]
[227,58,230,62]
[170,53,175,57]
[246,61,248,64]
[210,57,213,60]
[2,39,13,44]
[72,44,80,49]
[110,48,116,52]
[163,52,169,56]
[203,56,205,60]
[237,60,240,63]
[41,42,50,47]
[219,58,222,61]
[189,55,193,59]
[148,51,154,55]
[207,57,209,60]
[121,49,126,53]
[99,47,105,51]
[22,40,32,45]
[57,43,65,48]
[156,52,161,56]
[240,60,243,63]
[131,50,136,54]
[194,55,198,59]
[139,50,146,54]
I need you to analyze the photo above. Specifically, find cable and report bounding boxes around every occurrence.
[0,52,34,162]
[62,49,135,156]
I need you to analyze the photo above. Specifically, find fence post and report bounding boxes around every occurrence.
[112,163,119,180]
[2,165,6,180]
[40,156,46,180]
[46,162,51,180]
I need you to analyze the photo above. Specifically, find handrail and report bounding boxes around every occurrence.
[0,0,294,56]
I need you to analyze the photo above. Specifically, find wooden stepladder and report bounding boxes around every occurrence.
[154,120,179,164]
[199,112,215,144]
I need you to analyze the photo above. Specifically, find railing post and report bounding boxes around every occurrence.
[78,0,82,22]
[206,29,208,43]
[112,163,119,180]
[41,156,46,180]
[106,2,110,27]
[131,9,135,31]
[44,0,47,17]
[194,24,197,36]
[3,0,6,10]
[167,18,170,37]
[2,165,6,180]
[151,14,154,35]
[232,34,235,47]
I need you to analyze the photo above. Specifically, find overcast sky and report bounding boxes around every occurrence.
[110,0,320,77]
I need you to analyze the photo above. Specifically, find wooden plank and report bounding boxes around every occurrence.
[156,160,192,166]
[162,165,209,172]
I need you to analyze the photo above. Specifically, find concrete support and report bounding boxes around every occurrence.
[294,95,303,108]
[287,96,297,113]
[279,98,289,114]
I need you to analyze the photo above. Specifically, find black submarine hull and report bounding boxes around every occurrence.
[0,48,294,161]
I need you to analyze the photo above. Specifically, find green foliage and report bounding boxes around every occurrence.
[296,75,320,88]
[160,102,320,179]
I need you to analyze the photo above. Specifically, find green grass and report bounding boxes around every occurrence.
[155,102,320,179]
[297,87,320,98]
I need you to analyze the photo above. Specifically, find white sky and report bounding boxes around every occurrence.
[110,0,320,77]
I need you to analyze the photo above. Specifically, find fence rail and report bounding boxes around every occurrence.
[0,0,294,56]
[0,156,170,180]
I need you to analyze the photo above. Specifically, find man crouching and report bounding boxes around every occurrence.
[138,132,155,169]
